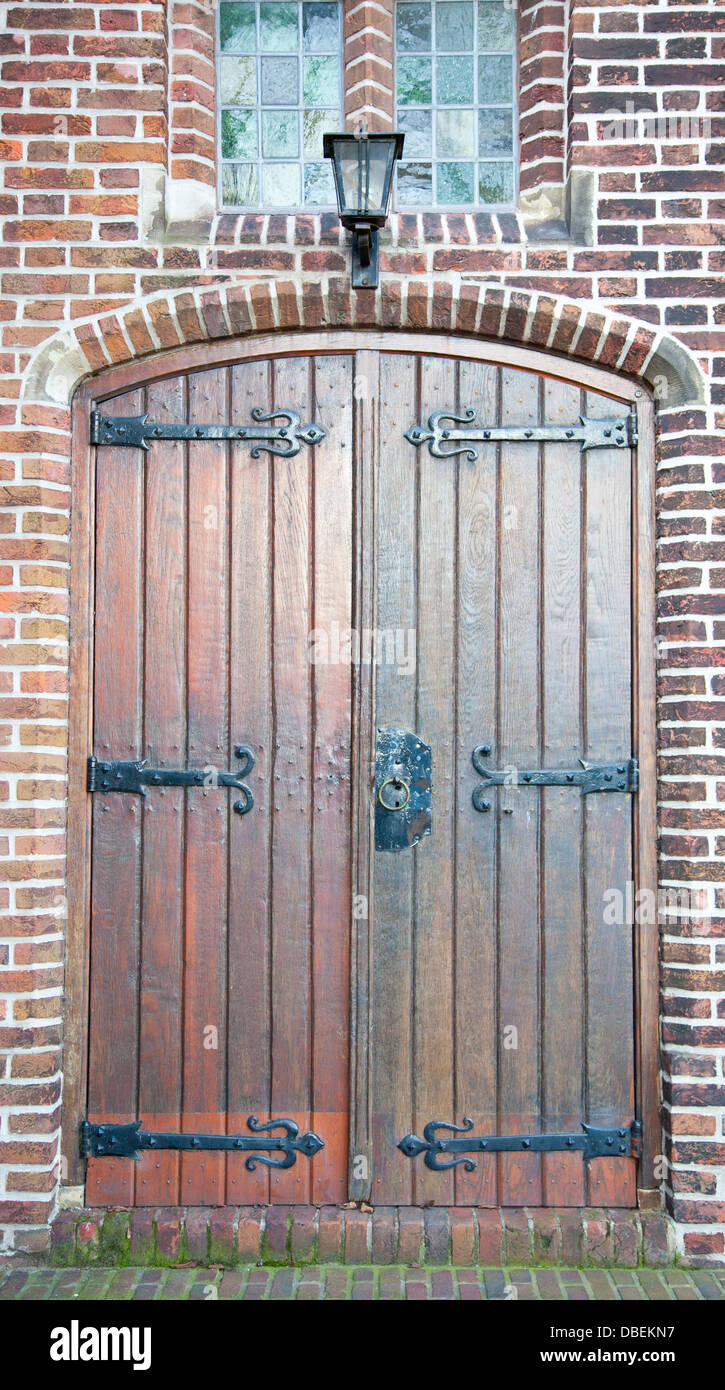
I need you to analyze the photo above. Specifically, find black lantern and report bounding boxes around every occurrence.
[323,131,405,289]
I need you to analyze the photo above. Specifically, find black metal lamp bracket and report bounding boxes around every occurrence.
[352,224,379,290]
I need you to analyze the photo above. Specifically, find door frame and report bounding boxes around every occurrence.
[64,331,658,1202]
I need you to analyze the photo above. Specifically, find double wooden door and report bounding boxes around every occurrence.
[83,341,647,1208]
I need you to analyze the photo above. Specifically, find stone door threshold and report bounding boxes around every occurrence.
[49,1205,676,1269]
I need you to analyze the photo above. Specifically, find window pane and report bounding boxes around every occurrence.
[220,55,257,104]
[397,108,433,157]
[478,53,513,102]
[304,160,336,203]
[436,55,473,103]
[221,163,259,205]
[262,108,299,157]
[477,0,515,51]
[438,161,474,203]
[397,161,433,203]
[435,1,473,51]
[395,0,515,207]
[437,108,474,157]
[222,108,258,158]
[262,161,301,204]
[303,107,339,156]
[478,106,513,156]
[220,1,256,51]
[397,56,433,104]
[261,55,299,102]
[259,1,298,50]
[478,159,513,203]
[219,1,342,209]
[303,54,338,103]
[396,3,432,52]
[303,2,338,50]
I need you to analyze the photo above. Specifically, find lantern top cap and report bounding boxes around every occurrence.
[322,132,405,157]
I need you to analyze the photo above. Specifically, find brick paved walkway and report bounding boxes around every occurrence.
[1,1265,724,1301]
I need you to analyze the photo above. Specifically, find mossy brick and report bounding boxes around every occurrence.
[98,1210,130,1264]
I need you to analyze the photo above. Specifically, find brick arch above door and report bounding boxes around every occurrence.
[23,276,705,415]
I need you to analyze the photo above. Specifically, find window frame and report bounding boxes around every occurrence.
[216,0,345,214]
[392,0,520,214]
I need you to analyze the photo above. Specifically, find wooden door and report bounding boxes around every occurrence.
[86,354,353,1206]
[82,339,645,1209]
[369,351,639,1208]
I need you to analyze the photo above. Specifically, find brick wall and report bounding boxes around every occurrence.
[0,0,723,1265]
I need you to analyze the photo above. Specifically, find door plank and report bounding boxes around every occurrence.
[412,354,457,1207]
[86,387,145,1207]
[371,352,417,1206]
[583,388,636,1208]
[454,359,499,1206]
[540,378,586,1207]
[348,349,379,1201]
[269,355,313,1204]
[135,375,187,1206]
[497,367,543,1206]
[310,353,354,1204]
[180,367,229,1205]
[226,357,273,1205]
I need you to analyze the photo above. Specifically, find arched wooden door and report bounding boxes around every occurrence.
[77,336,655,1208]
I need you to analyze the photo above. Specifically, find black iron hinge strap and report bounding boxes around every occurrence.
[81,1117,324,1171]
[91,408,325,457]
[472,746,638,812]
[88,745,255,816]
[398,1118,642,1172]
[405,410,638,459]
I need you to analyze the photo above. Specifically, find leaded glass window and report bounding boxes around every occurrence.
[218,0,342,208]
[395,0,516,208]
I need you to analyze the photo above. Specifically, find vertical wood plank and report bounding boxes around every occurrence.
[370,352,416,1205]
[225,359,272,1205]
[180,367,229,1205]
[348,349,379,1201]
[540,378,586,1207]
[413,354,457,1207]
[64,396,94,1184]
[454,359,499,1206]
[584,387,636,1208]
[633,395,659,1196]
[86,387,145,1207]
[135,376,187,1206]
[497,367,542,1206]
[269,355,313,1204]
[310,353,353,1204]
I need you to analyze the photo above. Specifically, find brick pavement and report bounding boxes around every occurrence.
[1,1264,724,1302]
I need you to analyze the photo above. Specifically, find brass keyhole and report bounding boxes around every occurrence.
[378,776,410,812]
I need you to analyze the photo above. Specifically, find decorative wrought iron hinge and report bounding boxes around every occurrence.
[472,745,638,812]
[405,410,638,460]
[375,727,432,851]
[91,408,326,457]
[398,1118,642,1172]
[88,745,255,816]
[81,1116,324,1171]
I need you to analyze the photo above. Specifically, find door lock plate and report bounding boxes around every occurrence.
[375,728,432,851]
